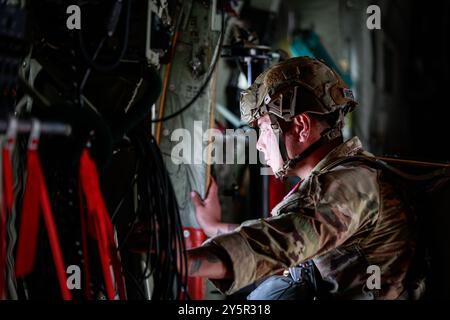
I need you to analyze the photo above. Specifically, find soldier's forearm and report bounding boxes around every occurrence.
[202,222,239,238]
[215,223,239,236]
[187,244,233,280]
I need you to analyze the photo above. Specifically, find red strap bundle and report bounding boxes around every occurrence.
[0,139,14,299]
[2,142,14,214]
[12,119,126,300]
[15,149,72,300]
[78,149,126,300]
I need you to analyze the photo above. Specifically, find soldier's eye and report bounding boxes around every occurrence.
[261,127,271,135]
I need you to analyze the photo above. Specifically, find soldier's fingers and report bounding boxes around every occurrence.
[191,191,204,208]
[210,179,218,196]
[206,178,218,199]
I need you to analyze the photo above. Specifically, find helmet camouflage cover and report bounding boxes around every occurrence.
[240,56,357,127]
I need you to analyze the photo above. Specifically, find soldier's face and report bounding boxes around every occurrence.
[256,116,285,173]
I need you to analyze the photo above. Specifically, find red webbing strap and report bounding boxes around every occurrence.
[15,150,72,300]
[79,149,126,300]
[0,192,5,299]
[2,147,14,213]
[79,188,92,300]
[0,148,12,299]
[0,125,16,299]
[0,203,5,300]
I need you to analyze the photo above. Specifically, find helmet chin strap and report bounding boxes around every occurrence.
[268,114,343,180]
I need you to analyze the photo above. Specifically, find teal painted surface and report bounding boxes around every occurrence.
[290,30,353,87]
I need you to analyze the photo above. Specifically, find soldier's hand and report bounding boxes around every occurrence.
[191,178,223,237]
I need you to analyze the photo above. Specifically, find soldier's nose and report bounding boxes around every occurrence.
[256,138,265,152]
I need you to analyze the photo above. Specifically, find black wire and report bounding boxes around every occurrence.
[78,0,131,73]
[123,268,147,299]
[115,131,187,300]
[153,133,187,300]
[77,0,132,107]
[151,8,227,123]
[111,158,140,223]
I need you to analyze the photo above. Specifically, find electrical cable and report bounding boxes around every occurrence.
[78,0,132,108]
[138,132,186,299]
[110,155,140,223]
[111,127,188,299]
[78,0,131,73]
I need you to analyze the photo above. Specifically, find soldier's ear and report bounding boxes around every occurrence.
[292,114,311,143]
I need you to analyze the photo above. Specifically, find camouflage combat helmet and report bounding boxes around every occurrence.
[240,56,358,179]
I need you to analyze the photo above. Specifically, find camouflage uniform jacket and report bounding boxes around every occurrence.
[209,137,417,300]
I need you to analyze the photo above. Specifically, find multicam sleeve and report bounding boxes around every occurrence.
[208,166,380,295]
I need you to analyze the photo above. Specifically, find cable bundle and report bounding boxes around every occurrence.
[121,128,188,300]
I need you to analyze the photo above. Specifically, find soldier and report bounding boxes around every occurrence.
[187,57,419,300]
